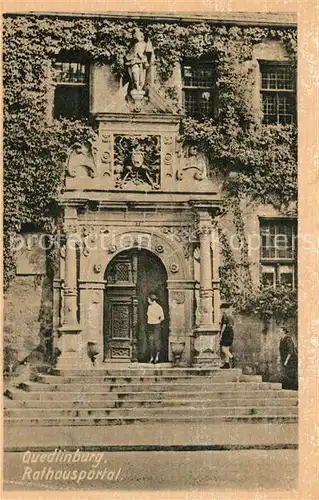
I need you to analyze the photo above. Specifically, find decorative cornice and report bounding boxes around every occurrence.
[94,113,180,124]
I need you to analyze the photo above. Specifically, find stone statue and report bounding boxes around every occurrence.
[125,28,153,93]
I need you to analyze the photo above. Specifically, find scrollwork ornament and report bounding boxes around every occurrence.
[176,144,207,181]
[66,142,97,178]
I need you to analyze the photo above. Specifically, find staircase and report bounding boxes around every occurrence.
[4,366,298,427]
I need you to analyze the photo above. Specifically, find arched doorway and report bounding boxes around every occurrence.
[104,248,169,362]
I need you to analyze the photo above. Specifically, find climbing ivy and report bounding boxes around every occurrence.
[180,118,297,206]
[3,118,96,289]
[239,284,297,323]
[3,14,297,309]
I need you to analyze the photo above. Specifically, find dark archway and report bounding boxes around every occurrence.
[104,248,169,362]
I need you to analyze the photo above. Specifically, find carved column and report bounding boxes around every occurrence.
[193,211,221,368]
[56,211,84,370]
[199,223,214,328]
[211,221,221,328]
[63,231,79,329]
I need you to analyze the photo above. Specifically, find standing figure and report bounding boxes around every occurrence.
[125,28,150,92]
[146,294,164,364]
[219,302,235,369]
[279,327,298,389]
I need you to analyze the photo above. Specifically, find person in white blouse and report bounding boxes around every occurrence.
[146,294,164,364]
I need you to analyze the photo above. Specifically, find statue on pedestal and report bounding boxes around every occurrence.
[125,28,154,107]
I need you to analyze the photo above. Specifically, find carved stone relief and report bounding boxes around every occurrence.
[99,134,112,178]
[62,222,79,237]
[155,243,164,254]
[78,225,112,256]
[114,135,160,189]
[161,225,196,258]
[169,263,179,274]
[176,144,208,181]
[66,141,98,178]
[160,135,177,180]
[93,263,102,274]
[171,291,186,304]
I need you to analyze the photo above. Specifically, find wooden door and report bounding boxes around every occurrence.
[104,253,139,361]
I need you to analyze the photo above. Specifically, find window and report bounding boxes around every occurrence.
[260,219,297,288]
[182,61,217,120]
[260,62,296,125]
[52,57,89,119]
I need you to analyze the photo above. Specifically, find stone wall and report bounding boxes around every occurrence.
[230,313,297,380]
[233,313,263,374]
[3,234,53,368]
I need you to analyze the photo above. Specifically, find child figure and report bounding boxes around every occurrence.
[219,302,235,369]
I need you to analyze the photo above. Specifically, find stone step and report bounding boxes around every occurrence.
[4,415,298,426]
[18,381,282,393]
[49,368,243,377]
[34,372,253,385]
[5,405,298,419]
[5,387,295,401]
[4,396,298,410]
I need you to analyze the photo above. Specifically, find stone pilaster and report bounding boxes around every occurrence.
[78,281,106,368]
[56,210,85,369]
[193,211,221,368]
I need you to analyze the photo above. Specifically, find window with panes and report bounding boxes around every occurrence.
[260,62,296,125]
[260,218,297,288]
[52,55,89,120]
[182,61,217,120]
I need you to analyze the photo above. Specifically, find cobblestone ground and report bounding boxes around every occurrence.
[4,449,298,494]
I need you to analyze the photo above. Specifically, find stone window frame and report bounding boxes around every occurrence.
[181,59,218,120]
[259,60,296,125]
[259,217,297,289]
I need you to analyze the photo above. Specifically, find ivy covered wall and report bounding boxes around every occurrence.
[4,15,297,335]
